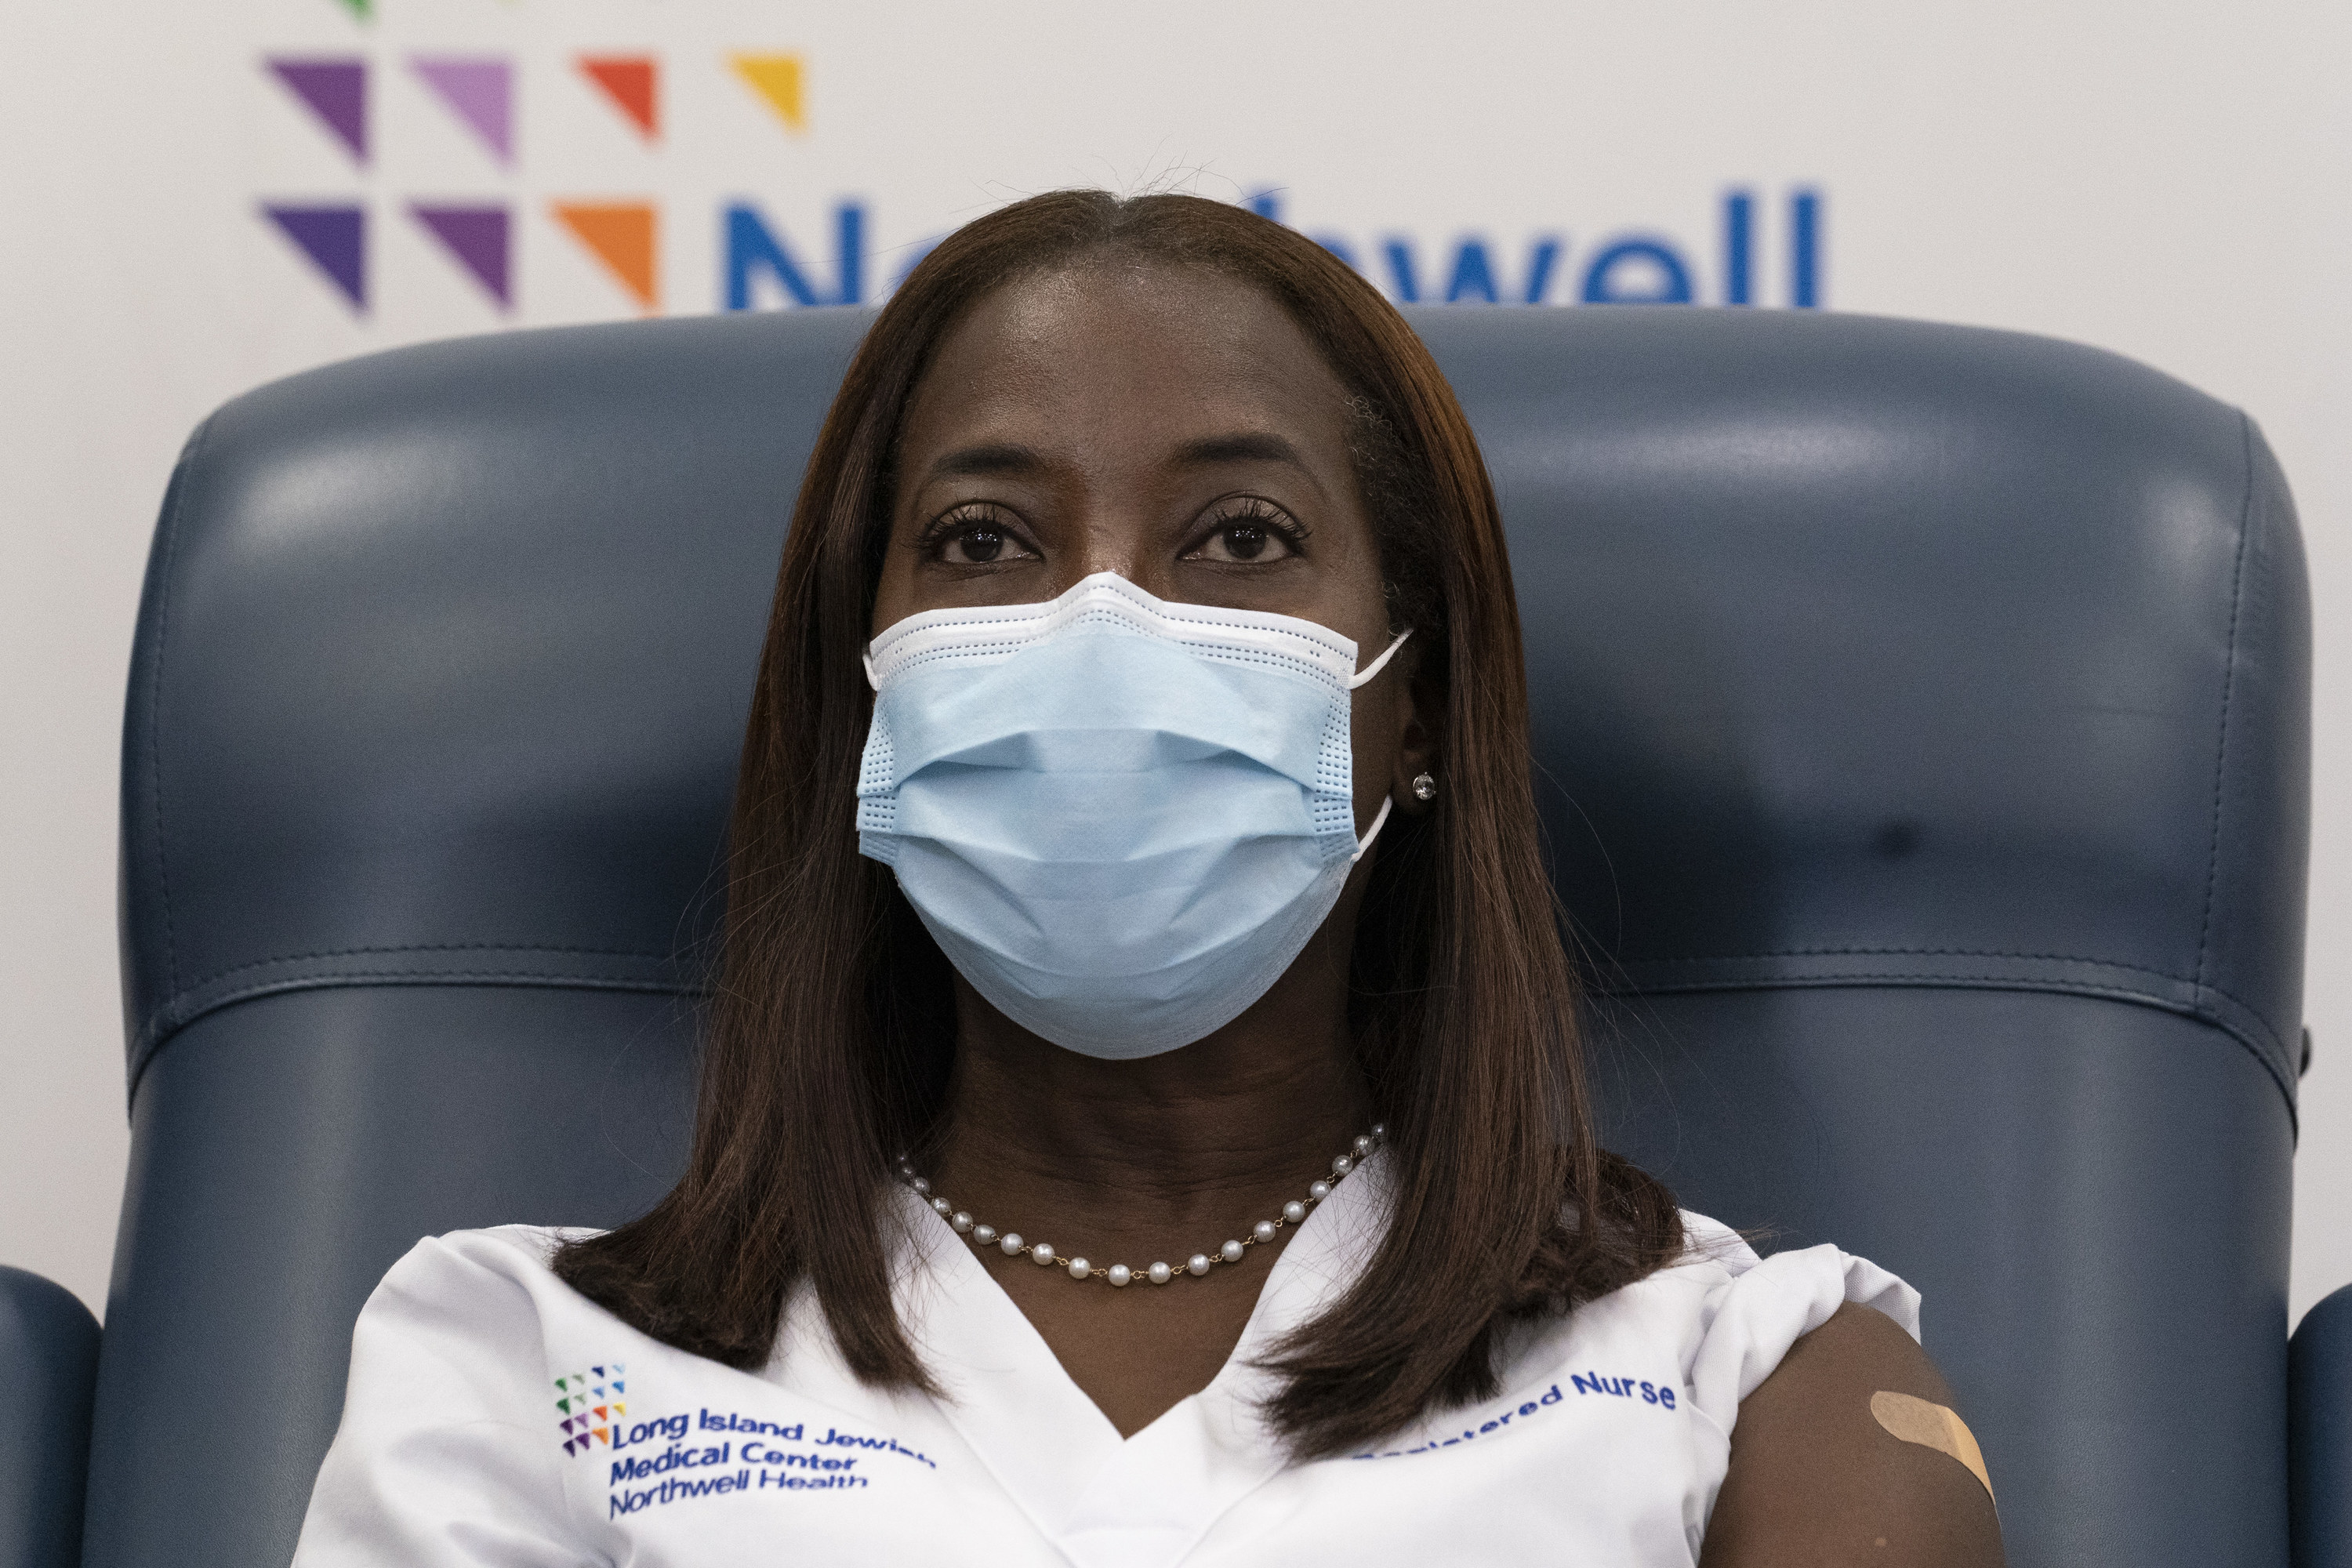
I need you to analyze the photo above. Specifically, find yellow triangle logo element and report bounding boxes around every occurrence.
[730,53,806,133]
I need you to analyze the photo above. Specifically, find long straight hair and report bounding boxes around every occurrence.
[556,190,1682,1457]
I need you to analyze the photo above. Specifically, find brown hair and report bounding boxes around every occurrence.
[555,190,1683,1457]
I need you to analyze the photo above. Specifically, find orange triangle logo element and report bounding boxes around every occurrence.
[729,53,805,133]
[579,56,657,140]
[553,202,658,312]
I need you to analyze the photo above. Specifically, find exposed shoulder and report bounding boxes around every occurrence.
[1700,1303,2003,1567]
[1581,1214,1920,1435]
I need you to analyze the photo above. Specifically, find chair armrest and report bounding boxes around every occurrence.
[2295,1283,2352,1568]
[0,1265,100,1568]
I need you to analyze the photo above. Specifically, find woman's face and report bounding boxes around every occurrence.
[872,260,1428,834]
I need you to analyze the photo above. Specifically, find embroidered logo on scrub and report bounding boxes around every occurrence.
[1353,1374,1682,1459]
[554,1364,627,1455]
[1568,1370,1678,1407]
[601,1409,942,1519]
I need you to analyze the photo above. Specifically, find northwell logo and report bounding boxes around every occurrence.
[554,1364,627,1456]
[261,5,1822,318]
[261,43,806,314]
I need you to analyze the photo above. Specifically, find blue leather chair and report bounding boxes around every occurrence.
[0,303,2342,1568]
[0,1269,100,1568]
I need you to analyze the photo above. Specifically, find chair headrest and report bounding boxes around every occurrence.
[121,305,2307,1113]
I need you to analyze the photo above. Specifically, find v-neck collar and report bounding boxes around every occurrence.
[892,1151,1394,1568]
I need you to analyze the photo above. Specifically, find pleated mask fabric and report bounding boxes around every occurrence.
[856,572,1404,1059]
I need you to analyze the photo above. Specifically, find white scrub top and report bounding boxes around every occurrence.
[292,1154,1917,1568]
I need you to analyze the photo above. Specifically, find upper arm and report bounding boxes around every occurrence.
[1699,1301,2004,1568]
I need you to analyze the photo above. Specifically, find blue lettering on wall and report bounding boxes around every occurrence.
[1247,191,1366,276]
[1790,187,1822,308]
[1581,237,1694,304]
[1723,188,1755,306]
[1378,236,1565,304]
[1445,240,1498,303]
[724,201,866,309]
[1521,239,1562,304]
[1381,239,1422,302]
[715,187,1824,312]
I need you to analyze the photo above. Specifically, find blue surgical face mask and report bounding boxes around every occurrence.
[855,572,1410,1060]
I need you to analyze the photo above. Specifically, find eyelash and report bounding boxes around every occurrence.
[1193,496,1309,552]
[916,497,1309,560]
[920,504,1029,558]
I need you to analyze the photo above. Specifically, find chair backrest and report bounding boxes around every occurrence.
[104,305,2307,1568]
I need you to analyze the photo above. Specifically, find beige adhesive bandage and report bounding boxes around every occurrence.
[1871,1391,1995,1504]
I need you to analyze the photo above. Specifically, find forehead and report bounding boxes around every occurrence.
[898,261,1353,452]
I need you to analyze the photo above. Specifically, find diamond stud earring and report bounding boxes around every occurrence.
[1411,771,1437,801]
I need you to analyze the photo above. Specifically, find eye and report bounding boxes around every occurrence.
[942,526,1012,564]
[1186,499,1308,564]
[926,507,1039,567]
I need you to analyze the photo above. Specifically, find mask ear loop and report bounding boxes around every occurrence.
[1347,627,1413,690]
[862,650,880,690]
[1344,628,1413,862]
[1344,628,1412,864]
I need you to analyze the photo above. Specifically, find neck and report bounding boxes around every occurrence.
[924,928,1370,1254]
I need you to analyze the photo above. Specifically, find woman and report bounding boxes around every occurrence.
[293,192,2003,1566]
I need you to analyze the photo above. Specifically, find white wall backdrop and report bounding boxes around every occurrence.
[3,0,2347,1320]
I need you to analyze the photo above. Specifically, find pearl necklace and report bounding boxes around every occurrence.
[897,1125,1384,1288]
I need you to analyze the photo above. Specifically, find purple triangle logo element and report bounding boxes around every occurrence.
[267,58,367,164]
[263,205,365,310]
[412,56,513,165]
[411,204,511,309]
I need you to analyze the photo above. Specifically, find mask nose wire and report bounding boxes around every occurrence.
[1347,627,1413,690]
[868,617,1401,856]
[869,623,1409,691]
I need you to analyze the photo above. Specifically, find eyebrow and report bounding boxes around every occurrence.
[922,430,1312,482]
[1171,432,1310,470]
[927,441,1047,479]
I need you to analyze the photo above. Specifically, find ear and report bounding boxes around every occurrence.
[1388,647,1443,815]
